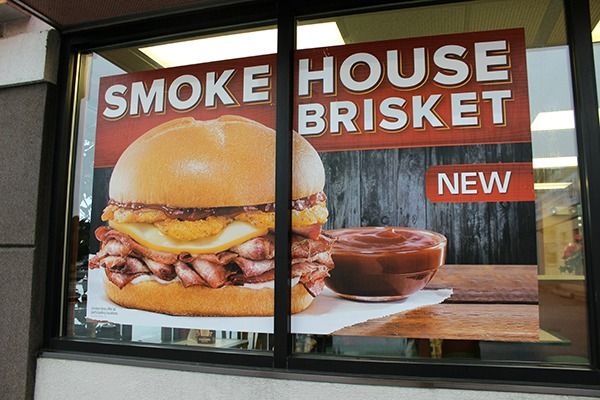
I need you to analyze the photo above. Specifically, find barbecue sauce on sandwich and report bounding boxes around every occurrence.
[108,192,327,221]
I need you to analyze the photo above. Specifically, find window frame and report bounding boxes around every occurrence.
[43,0,600,393]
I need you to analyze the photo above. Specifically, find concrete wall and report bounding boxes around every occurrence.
[35,358,594,400]
[0,12,58,400]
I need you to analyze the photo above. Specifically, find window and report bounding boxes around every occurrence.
[291,0,591,365]
[52,0,600,389]
[67,25,279,351]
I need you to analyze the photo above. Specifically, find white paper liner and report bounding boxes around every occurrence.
[86,267,452,334]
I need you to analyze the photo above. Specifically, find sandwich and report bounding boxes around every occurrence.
[89,115,334,316]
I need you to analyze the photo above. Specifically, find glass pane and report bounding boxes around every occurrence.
[291,0,590,365]
[66,26,280,350]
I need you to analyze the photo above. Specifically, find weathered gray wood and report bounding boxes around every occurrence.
[425,143,536,264]
[320,143,536,265]
[320,151,362,230]
[396,148,428,228]
[428,144,491,263]
[359,149,400,226]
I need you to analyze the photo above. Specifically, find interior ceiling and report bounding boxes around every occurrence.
[331,0,569,48]
[92,0,578,74]
[10,0,249,30]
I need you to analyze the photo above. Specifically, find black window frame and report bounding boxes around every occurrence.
[42,0,600,394]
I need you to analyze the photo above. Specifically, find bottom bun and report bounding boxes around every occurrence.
[103,276,315,316]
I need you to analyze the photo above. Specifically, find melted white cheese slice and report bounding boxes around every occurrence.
[109,220,267,254]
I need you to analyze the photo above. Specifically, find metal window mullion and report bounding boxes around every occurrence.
[564,0,600,370]
[273,1,295,369]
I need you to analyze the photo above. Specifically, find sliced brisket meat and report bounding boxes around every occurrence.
[88,251,107,268]
[142,257,176,281]
[233,257,274,277]
[291,251,333,268]
[291,234,334,258]
[98,255,126,270]
[92,227,335,295]
[231,269,275,284]
[294,262,331,282]
[180,251,238,265]
[104,270,144,289]
[190,258,235,288]
[103,240,131,257]
[291,224,322,240]
[174,261,206,287]
[230,235,274,260]
[123,257,151,274]
[96,227,178,265]
[303,279,326,297]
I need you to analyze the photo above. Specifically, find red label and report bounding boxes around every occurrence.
[425,162,534,203]
[94,54,277,168]
[94,29,530,168]
[295,28,530,152]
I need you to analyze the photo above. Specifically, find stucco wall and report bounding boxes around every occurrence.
[34,358,594,400]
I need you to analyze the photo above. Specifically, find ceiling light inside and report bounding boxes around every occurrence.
[534,182,572,190]
[531,109,600,131]
[297,22,345,49]
[140,29,278,67]
[532,156,578,169]
[531,110,575,131]
[592,20,600,42]
[139,22,344,68]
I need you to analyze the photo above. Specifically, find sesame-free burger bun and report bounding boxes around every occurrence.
[104,275,315,316]
[108,115,325,208]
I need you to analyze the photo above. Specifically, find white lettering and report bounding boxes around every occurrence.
[330,101,358,133]
[130,79,165,115]
[298,103,326,135]
[438,173,459,195]
[363,98,374,131]
[475,40,509,82]
[451,92,478,126]
[387,48,427,88]
[298,57,335,96]
[243,65,270,102]
[103,84,128,119]
[433,45,469,86]
[205,70,236,107]
[461,172,478,194]
[413,94,444,128]
[479,171,512,194]
[379,97,408,131]
[482,90,511,125]
[168,75,202,111]
[339,52,382,92]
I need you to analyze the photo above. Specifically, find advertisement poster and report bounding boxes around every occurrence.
[87,28,539,339]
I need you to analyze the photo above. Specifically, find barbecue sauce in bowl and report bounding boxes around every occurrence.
[326,227,447,301]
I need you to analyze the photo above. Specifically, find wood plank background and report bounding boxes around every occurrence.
[321,143,536,264]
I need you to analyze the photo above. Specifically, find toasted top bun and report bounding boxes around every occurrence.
[109,115,325,208]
